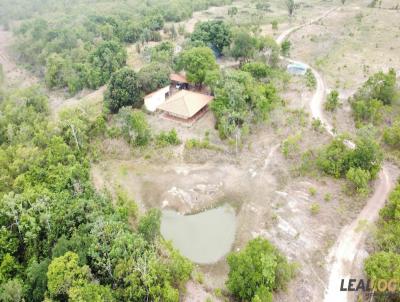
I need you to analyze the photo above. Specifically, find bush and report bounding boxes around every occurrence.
[311,118,323,132]
[350,69,398,125]
[87,40,127,87]
[324,90,341,112]
[271,20,278,30]
[324,193,332,202]
[185,138,212,150]
[317,130,382,179]
[305,69,316,89]
[383,120,400,148]
[155,129,181,147]
[117,108,151,146]
[241,62,272,79]
[310,203,320,215]
[346,167,371,194]
[281,133,301,159]
[226,238,295,301]
[281,40,291,57]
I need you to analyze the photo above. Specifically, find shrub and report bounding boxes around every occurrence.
[117,108,151,146]
[324,193,332,202]
[324,90,341,112]
[305,69,316,89]
[311,118,323,132]
[281,40,291,57]
[281,133,301,159]
[346,167,371,194]
[383,120,400,148]
[155,129,181,147]
[271,20,278,30]
[241,62,272,79]
[226,238,295,301]
[310,203,320,215]
[350,69,398,125]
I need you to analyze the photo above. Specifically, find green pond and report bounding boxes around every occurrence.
[160,205,236,264]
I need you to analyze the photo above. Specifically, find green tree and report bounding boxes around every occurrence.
[47,252,91,300]
[0,279,24,302]
[190,20,232,54]
[138,208,161,242]
[316,136,351,178]
[179,47,218,86]
[88,40,127,88]
[350,69,398,125]
[365,252,400,281]
[346,167,371,194]
[383,120,400,148]
[104,67,141,114]
[286,0,295,16]
[241,62,272,79]
[281,40,291,57]
[68,283,115,302]
[226,238,294,301]
[230,30,257,63]
[138,63,170,94]
[324,90,341,112]
[45,54,68,89]
[117,109,151,146]
[25,259,50,302]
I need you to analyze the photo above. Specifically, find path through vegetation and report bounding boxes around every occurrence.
[275,9,394,302]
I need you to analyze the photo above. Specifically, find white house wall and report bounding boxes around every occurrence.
[144,86,170,112]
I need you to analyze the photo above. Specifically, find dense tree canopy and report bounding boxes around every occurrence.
[350,69,398,125]
[211,70,280,140]
[226,237,294,302]
[178,47,218,86]
[0,86,192,301]
[190,20,232,55]
[229,30,257,63]
[138,62,171,94]
[364,183,400,301]
[317,128,382,179]
[10,0,231,94]
[104,67,141,113]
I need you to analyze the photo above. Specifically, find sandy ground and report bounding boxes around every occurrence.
[277,9,397,302]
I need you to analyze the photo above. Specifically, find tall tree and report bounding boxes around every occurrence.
[286,0,295,16]
[104,67,141,114]
[178,47,218,86]
[230,30,257,63]
[190,20,232,55]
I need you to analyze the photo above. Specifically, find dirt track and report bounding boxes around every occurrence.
[277,10,395,302]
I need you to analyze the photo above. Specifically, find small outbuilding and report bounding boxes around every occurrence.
[170,73,189,89]
[144,85,170,112]
[158,90,213,122]
[287,63,308,75]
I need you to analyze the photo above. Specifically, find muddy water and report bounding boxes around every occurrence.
[160,205,236,264]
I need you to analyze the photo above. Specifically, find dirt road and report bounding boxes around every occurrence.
[324,168,392,302]
[276,9,394,302]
